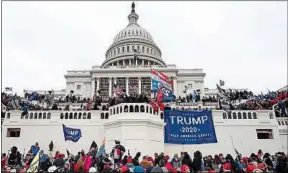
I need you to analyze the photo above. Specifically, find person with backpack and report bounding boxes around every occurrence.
[110,140,125,168]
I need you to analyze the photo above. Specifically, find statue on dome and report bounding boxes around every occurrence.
[132,2,135,9]
[131,2,135,12]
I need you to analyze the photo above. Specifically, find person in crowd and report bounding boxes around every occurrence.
[132,152,141,166]
[170,154,181,170]
[110,140,126,167]
[1,153,8,169]
[140,156,152,169]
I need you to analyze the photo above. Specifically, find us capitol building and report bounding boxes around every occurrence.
[65,3,205,99]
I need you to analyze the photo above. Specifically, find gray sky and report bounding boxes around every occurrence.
[2,1,287,96]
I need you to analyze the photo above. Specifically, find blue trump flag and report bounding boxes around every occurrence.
[62,124,82,142]
[164,110,217,144]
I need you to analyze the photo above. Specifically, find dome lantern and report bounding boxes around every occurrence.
[128,2,139,26]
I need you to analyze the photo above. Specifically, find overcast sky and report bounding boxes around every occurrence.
[2,1,287,96]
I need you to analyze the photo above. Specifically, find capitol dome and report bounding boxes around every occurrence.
[101,3,166,68]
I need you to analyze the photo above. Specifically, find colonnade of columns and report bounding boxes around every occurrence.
[90,77,178,98]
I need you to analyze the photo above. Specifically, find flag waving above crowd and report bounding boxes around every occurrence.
[151,69,173,102]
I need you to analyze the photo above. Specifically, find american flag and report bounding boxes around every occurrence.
[114,84,124,96]
[129,83,138,91]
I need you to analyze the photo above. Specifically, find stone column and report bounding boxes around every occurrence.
[109,77,112,97]
[113,78,117,97]
[126,77,129,96]
[138,77,141,94]
[91,78,95,98]
[96,78,100,96]
[173,77,178,98]
[142,59,144,66]
[129,59,132,66]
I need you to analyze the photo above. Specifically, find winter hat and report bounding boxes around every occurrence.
[89,167,97,173]
[164,155,170,160]
[134,166,145,173]
[121,166,130,173]
[127,157,133,163]
[151,167,164,173]
[48,166,57,172]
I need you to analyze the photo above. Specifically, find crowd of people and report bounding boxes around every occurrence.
[1,88,288,117]
[1,141,288,173]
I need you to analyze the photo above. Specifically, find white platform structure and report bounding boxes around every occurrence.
[2,103,288,157]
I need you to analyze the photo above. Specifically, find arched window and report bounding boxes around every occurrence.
[223,112,227,119]
[136,30,138,35]
[227,112,232,119]
[248,112,252,119]
[43,113,47,119]
[146,106,149,113]
[116,107,119,114]
[39,113,42,119]
[124,105,128,112]
[128,30,130,35]
[127,46,130,52]
[120,106,122,113]
[232,112,237,119]
[130,105,134,112]
[238,112,242,119]
[142,47,144,53]
[87,112,91,119]
[113,108,115,115]
[105,113,109,119]
[69,113,73,119]
[47,113,51,119]
[140,105,145,112]
[137,46,140,51]
[114,50,116,55]
[101,113,104,119]
[34,113,38,119]
[74,113,77,119]
[78,113,82,119]
[65,113,68,119]
[147,47,149,53]
[30,113,33,119]
[122,47,125,53]
[83,113,87,119]
[125,31,127,36]
[243,112,247,119]
[25,113,28,119]
[135,105,139,112]
[150,107,152,114]
[253,112,257,119]
[117,48,120,53]
[140,30,142,35]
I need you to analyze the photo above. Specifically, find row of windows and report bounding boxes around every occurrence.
[278,120,288,126]
[108,45,159,58]
[110,105,161,116]
[21,112,51,119]
[108,59,160,67]
[117,29,151,40]
[223,112,258,120]
[60,112,91,119]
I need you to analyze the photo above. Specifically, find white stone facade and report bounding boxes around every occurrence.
[2,104,287,157]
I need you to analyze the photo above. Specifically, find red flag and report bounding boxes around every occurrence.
[150,100,159,111]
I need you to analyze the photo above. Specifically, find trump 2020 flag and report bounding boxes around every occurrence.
[62,124,82,142]
[164,110,217,144]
